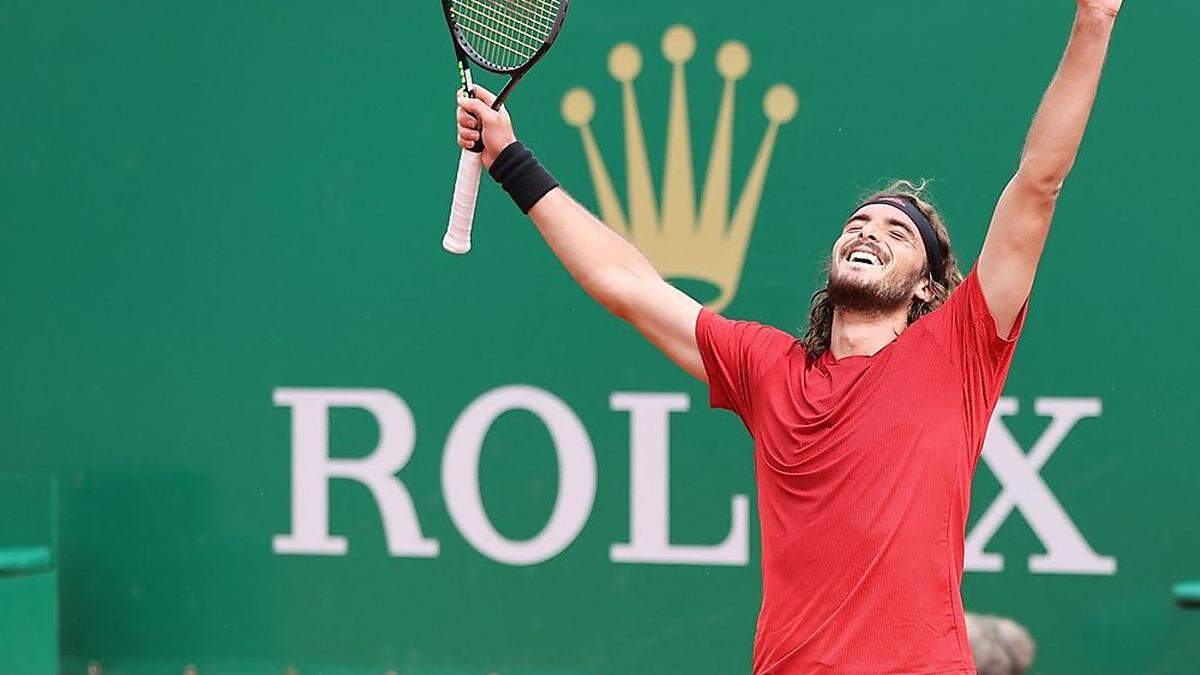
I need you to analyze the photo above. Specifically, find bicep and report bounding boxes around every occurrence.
[617,276,706,382]
[978,173,1059,337]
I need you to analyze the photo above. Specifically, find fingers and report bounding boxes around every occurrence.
[454,96,481,149]
[471,85,498,106]
[453,84,514,152]
[457,96,498,125]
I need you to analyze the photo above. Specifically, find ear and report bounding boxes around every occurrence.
[914,276,933,303]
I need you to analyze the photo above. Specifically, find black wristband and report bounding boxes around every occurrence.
[489,141,560,214]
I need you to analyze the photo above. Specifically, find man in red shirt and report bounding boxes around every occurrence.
[456,1,1123,672]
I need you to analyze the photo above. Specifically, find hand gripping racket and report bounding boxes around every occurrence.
[441,0,570,254]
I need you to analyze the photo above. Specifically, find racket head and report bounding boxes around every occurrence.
[441,0,569,75]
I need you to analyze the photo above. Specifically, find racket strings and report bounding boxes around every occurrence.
[456,0,542,51]
[503,0,556,28]
[452,0,533,66]
[450,0,562,69]
[456,12,540,57]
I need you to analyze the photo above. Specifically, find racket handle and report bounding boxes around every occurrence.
[443,147,484,254]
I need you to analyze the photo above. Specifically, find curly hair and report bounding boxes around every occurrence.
[800,179,965,357]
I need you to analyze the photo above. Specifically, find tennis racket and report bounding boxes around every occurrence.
[440,0,570,254]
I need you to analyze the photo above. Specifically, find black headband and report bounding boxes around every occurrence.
[853,197,945,277]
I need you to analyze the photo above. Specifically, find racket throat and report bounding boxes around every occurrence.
[460,62,476,96]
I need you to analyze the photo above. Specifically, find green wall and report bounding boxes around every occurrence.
[2,1,1198,673]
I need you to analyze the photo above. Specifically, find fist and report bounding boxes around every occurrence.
[455,85,517,169]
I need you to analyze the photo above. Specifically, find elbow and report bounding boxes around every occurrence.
[1015,149,1077,197]
[590,265,667,322]
[1013,167,1067,200]
[603,291,634,322]
[587,267,641,320]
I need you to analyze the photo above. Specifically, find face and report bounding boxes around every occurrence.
[826,202,931,314]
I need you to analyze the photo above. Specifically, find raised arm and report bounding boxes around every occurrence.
[457,88,706,382]
[978,0,1122,337]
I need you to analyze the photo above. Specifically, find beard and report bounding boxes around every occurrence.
[825,258,923,315]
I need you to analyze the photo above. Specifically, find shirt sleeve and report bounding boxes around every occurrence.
[919,265,1029,449]
[694,308,798,426]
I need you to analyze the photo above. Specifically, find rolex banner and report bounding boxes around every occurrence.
[1,1,1197,674]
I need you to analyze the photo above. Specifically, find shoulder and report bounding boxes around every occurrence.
[696,308,804,365]
[912,265,1027,379]
[913,266,981,335]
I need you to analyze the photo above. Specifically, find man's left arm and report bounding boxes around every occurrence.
[978,1,1123,337]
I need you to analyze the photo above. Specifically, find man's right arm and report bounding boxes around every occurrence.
[457,88,706,383]
[527,187,706,382]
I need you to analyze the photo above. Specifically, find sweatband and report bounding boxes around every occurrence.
[854,197,945,276]
[489,141,560,214]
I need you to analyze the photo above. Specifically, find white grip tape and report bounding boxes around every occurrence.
[443,148,484,254]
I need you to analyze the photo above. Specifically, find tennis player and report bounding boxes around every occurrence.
[456,1,1122,672]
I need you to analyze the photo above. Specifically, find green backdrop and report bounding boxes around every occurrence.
[2,1,1198,673]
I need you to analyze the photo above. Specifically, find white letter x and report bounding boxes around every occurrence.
[966,397,1116,575]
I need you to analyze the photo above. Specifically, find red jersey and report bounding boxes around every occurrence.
[695,267,1027,674]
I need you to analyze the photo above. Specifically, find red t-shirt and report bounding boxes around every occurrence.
[695,267,1027,674]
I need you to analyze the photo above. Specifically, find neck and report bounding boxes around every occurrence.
[829,305,910,359]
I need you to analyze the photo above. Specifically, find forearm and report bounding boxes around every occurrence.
[527,187,662,317]
[1017,7,1117,189]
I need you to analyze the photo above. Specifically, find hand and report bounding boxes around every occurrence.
[1077,0,1122,18]
[456,85,517,169]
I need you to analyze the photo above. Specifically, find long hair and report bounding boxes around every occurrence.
[800,179,965,357]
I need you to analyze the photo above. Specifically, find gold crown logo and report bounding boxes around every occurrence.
[561,25,799,311]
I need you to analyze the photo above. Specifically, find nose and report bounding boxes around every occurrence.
[857,228,880,242]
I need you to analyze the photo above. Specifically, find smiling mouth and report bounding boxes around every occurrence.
[844,249,883,267]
